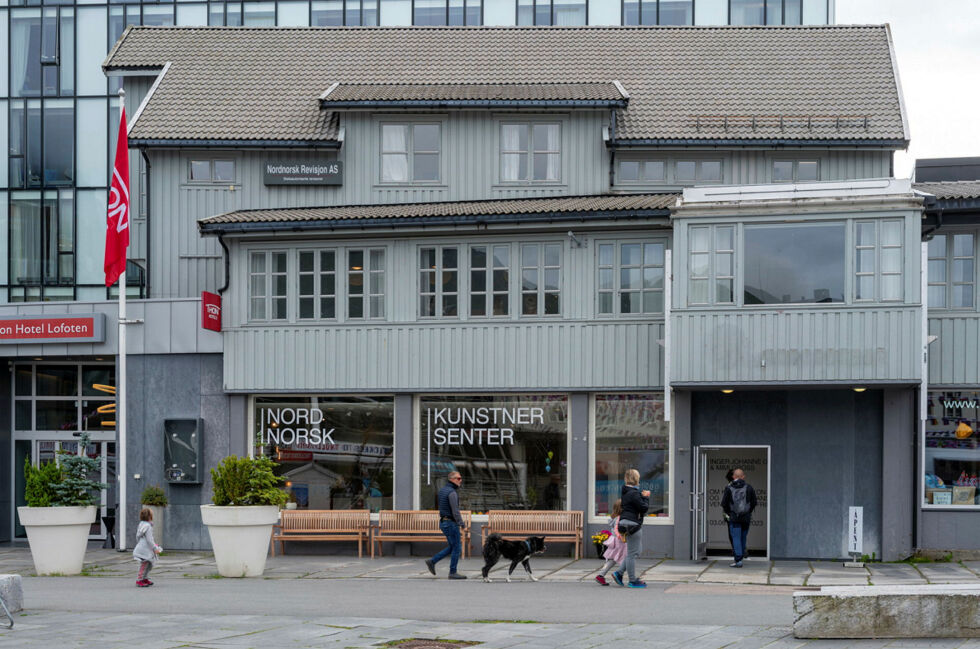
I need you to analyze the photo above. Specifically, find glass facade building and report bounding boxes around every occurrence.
[1,0,833,305]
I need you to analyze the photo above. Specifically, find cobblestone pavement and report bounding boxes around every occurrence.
[1,546,979,586]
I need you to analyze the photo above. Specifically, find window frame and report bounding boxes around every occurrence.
[686,224,736,307]
[418,244,461,319]
[468,243,511,319]
[185,156,238,185]
[770,158,821,183]
[596,238,668,317]
[378,120,444,185]
[928,231,977,311]
[854,219,904,303]
[347,247,387,320]
[296,248,339,321]
[248,249,289,322]
[497,119,563,185]
[519,242,563,317]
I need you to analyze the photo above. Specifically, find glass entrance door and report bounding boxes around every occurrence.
[693,446,770,560]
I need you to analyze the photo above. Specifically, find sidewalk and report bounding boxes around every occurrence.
[2,546,979,586]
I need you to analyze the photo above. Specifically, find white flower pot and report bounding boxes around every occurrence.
[200,505,278,577]
[17,506,96,576]
[144,505,166,549]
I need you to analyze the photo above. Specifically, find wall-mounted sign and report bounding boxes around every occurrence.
[0,313,105,344]
[848,506,863,554]
[263,161,343,186]
[201,291,221,331]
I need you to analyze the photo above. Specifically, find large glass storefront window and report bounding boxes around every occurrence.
[419,395,567,513]
[253,396,394,511]
[925,391,980,508]
[593,393,669,519]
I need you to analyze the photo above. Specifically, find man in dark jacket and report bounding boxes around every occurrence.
[425,471,467,579]
[721,468,757,568]
[613,468,650,588]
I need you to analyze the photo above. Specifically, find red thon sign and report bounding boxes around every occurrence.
[202,291,222,331]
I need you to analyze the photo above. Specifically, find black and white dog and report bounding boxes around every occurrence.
[481,534,546,582]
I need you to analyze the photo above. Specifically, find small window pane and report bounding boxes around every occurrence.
[413,153,440,181]
[643,160,665,181]
[856,249,875,273]
[929,259,947,283]
[881,248,902,274]
[953,284,974,308]
[675,161,696,182]
[716,227,734,251]
[382,154,408,182]
[598,268,614,290]
[690,227,710,252]
[522,270,537,291]
[928,285,946,309]
[599,293,613,314]
[953,259,974,283]
[772,160,793,182]
[927,235,946,257]
[190,160,210,181]
[621,292,641,314]
[856,275,874,300]
[857,222,875,247]
[881,275,902,301]
[797,161,819,181]
[954,234,974,258]
[544,293,560,315]
[690,253,709,277]
[621,244,642,266]
[715,280,733,304]
[714,253,732,277]
[644,243,664,265]
[644,267,664,290]
[599,244,614,266]
[881,221,902,247]
[413,124,440,151]
[689,278,709,303]
[700,161,722,182]
[382,124,408,152]
[213,160,234,182]
[544,244,560,267]
[619,161,639,182]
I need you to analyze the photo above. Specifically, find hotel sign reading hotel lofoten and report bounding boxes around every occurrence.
[0,314,105,344]
[263,161,343,185]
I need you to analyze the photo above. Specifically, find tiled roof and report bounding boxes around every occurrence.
[914,181,980,200]
[104,26,908,144]
[198,193,678,229]
[320,82,628,105]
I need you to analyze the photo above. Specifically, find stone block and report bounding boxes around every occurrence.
[0,574,23,613]
[794,584,980,638]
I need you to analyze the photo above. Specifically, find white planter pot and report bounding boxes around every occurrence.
[17,506,96,576]
[144,505,166,549]
[200,505,278,577]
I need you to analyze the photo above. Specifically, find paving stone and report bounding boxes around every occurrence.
[641,560,710,582]
[698,560,771,585]
[916,563,980,584]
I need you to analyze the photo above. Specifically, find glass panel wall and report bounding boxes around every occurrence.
[419,395,568,513]
[594,394,669,519]
[925,391,980,508]
[743,223,845,305]
[253,396,395,511]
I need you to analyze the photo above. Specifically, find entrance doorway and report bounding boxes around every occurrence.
[692,446,769,560]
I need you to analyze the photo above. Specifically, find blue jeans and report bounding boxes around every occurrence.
[431,520,461,574]
[618,520,642,582]
[729,521,750,562]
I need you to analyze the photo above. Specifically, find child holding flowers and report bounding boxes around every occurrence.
[595,499,627,585]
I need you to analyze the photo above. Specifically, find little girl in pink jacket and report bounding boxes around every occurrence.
[595,499,627,585]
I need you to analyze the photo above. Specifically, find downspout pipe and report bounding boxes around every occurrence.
[217,233,231,295]
[608,109,617,190]
[140,147,151,298]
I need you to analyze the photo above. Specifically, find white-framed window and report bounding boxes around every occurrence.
[928,232,976,309]
[520,243,561,316]
[469,244,510,317]
[297,249,337,320]
[618,159,667,183]
[380,123,441,183]
[855,220,904,302]
[347,248,386,319]
[688,225,735,305]
[500,122,561,183]
[772,159,820,183]
[419,245,460,318]
[597,240,666,315]
[189,158,236,183]
[249,250,288,321]
[675,159,722,183]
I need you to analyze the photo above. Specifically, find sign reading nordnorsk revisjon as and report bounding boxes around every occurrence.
[263,160,343,185]
[0,313,106,344]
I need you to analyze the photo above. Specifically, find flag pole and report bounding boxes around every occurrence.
[117,87,128,552]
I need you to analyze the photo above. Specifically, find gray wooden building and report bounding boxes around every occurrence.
[1,24,976,560]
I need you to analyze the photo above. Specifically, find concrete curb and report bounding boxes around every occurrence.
[0,574,23,614]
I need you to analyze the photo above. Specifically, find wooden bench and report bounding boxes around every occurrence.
[270,509,371,557]
[482,510,584,559]
[373,510,472,558]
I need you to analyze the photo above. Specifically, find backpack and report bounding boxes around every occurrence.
[730,485,751,516]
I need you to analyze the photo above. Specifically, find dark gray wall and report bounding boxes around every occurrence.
[920,511,980,552]
[0,367,10,542]
[691,389,889,560]
[126,353,233,550]
[394,394,413,510]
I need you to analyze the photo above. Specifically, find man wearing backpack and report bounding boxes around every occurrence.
[721,468,757,568]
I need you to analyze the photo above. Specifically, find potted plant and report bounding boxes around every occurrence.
[285,490,298,510]
[200,455,287,577]
[591,530,611,559]
[18,433,107,575]
[140,485,169,549]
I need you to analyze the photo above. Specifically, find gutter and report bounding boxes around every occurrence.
[129,138,342,149]
[217,234,231,295]
[140,147,152,297]
[607,137,909,149]
[199,209,671,236]
[320,99,628,109]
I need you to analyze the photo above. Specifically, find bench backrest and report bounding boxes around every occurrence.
[280,509,370,532]
[378,509,472,532]
[486,510,583,534]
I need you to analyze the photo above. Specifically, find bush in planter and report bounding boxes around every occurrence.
[203,456,287,577]
[140,485,169,507]
[19,433,107,575]
[210,456,288,507]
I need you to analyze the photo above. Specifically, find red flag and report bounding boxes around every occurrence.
[104,108,131,287]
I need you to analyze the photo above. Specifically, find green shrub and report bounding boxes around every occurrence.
[210,455,288,507]
[140,485,169,507]
[26,433,107,507]
[25,458,61,507]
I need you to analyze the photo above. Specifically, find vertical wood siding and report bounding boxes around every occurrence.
[223,321,664,392]
[928,315,980,386]
[672,307,920,383]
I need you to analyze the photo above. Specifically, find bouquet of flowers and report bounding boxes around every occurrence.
[591,530,611,544]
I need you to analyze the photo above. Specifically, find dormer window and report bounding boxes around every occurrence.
[500,122,561,183]
[380,122,441,183]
